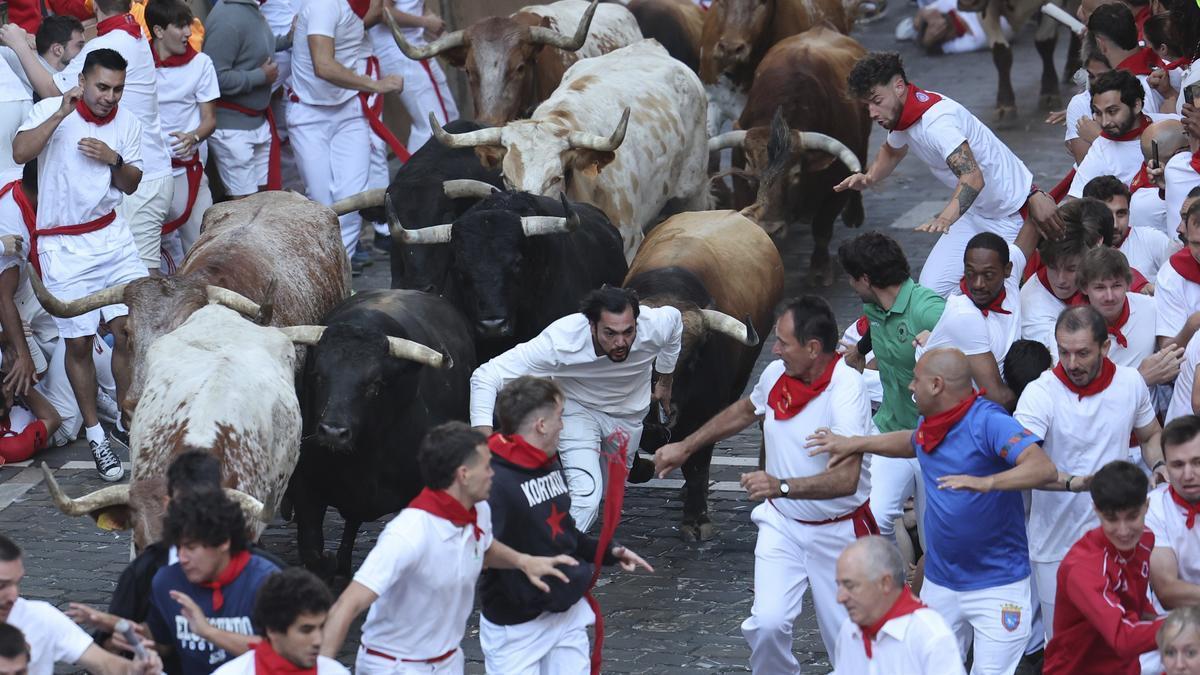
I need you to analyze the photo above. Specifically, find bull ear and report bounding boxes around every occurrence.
[801,150,838,173]
[442,45,469,68]
[570,149,616,179]
[475,146,506,171]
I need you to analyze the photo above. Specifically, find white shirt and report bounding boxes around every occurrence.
[154,52,220,175]
[929,0,1010,54]
[1155,256,1200,339]
[53,29,172,181]
[1165,151,1200,236]
[1065,90,1092,144]
[831,607,965,675]
[748,358,872,520]
[886,94,1032,219]
[470,307,683,426]
[1166,329,1200,424]
[924,244,1024,372]
[1121,225,1174,284]
[292,0,367,106]
[1145,483,1200,584]
[1016,365,1155,562]
[1019,274,1066,356]
[1106,292,1158,370]
[0,176,51,345]
[211,650,349,675]
[1066,116,1173,198]
[260,0,300,41]
[7,597,94,675]
[0,49,32,104]
[1129,187,1171,239]
[354,503,494,659]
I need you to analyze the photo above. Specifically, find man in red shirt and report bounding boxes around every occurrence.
[1044,460,1164,674]
[6,1,93,35]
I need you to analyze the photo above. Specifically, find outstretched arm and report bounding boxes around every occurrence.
[834,142,907,192]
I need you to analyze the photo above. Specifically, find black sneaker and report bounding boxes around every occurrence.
[90,438,124,482]
[109,427,130,454]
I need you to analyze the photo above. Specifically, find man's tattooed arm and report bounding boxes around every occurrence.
[946,141,985,217]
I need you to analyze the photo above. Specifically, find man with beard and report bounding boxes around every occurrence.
[837,51,1059,297]
[470,286,682,531]
[1083,175,1174,281]
[1086,2,1165,112]
[1069,71,1165,197]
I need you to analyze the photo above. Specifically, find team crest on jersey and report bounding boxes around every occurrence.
[915,91,930,103]
[1000,604,1022,632]
[896,322,910,341]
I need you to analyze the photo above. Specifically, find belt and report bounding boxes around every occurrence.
[364,646,456,664]
[163,151,202,235]
[215,99,281,190]
[29,209,117,277]
[771,499,880,538]
[359,56,410,163]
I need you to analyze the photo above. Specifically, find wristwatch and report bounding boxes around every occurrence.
[109,153,124,169]
[778,480,790,498]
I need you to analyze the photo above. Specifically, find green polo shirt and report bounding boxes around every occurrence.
[864,279,946,433]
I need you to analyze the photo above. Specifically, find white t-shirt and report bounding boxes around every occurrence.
[155,52,220,175]
[1129,187,1170,238]
[7,597,94,675]
[292,0,367,106]
[1016,365,1155,562]
[748,358,872,521]
[0,50,31,104]
[1155,256,1200,339]
[1166,329,1200,424]
[1106,292,1158,370]
[831,607,965,675]
[1065,90,1092,144]
[1165,151,1200,236]
[924,244,1023,372]
[886,94,1033,219]
[211,650,349,675]
[1120,225,1173,281]
[1019,274,1067,356]
[354,503,494,659]
[53,29,171,181]
[1145,483,1200,585]
[260,0,301,40]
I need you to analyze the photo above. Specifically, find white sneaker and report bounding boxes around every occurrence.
[96,390,120,425]
[896,16,917,41]
[90,438,124,482]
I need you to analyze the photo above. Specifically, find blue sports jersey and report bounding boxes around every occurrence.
[914,398,1040,591]
[147,554,279,675]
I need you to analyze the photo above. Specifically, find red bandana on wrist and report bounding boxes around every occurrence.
[1099,114,1153,142]
[767,354,841,420]
[1106,298,1132,348]
[488,433,554,470]
[199,549,250,611]
[347,0,371,19]
[958,278,1009,316]
[408,488,483,539]
[893,84,943,132]
[1169,486,1200,529]
[1052,358,1117,400]
[96,13,143,39]
[915,389,981,453]
[1035,266,1088,306]
[153,43,198,69]
[76,99,117,126]
[862,587,927,658]
[1116,47,1164,76]
[253,640,315,675]
[1170,247,1200,284]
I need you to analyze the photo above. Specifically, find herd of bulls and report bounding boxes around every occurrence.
[33,0,883,576]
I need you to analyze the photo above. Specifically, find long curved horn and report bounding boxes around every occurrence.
[279,325,325,346]
[385,193,454,245]
[708,130,747,153]
[567,108,630,152]
[528,0,599,51]
[383,3,465,60]
[41,462,129,516]
[443,179,499,200]
[701,310,760,346]
[387,336,452,369]
[430,113,503,149]
[224,489,265,523]
[29,273,126,318]
[206,286,264,320]
[792,132,863,174]
[331,188,387,215]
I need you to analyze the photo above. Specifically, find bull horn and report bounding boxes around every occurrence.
[521,194,580,237]
[528,0,599,51]
[224,488,266,523]
[383,4,465,60]
[29,273,126,318]
[40,462,130,516]
[387,336,452,369]
[331,188,387,215]
[279,325,325,346]
[791,132,863,174]
[567,108,629,152]
[430,113,503,149]
[701,310,759,346]
[443,179,499,200]
[707,130,747,153]
[206,286,265,321]
[385,192,454,245]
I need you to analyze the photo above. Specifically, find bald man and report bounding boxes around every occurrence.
[811,348,1058,674]
[1132,120,1188,237]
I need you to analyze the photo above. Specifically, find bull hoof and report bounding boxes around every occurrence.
[807,261,834,287]
[303,551,339,582]
[696,521,716,541]
[993,105,1018,129]
[1039,93,1062,111]
[679,522,701,542]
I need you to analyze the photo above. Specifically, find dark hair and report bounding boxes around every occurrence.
[20,159,35,196]
[1090,68,1146,110]
[144,0,194,33]
[1145,13,1181,56]
[1055,305,1109,346]
[1003,339,1052,397]
[1077,245,1133,288]
[782,296,838,353]
[252,568,332,636]
[1082,174,1132,203]
[1163,414,1200,460]
[1089,2,1140,50]
[1187,197,1200,224]
[0,624,28,660]
[847,51,906,99]
[1169,0,1200,63]
[166,451,223,499]
[94,0,132,13]
[837,231,910,287]
[580,286,640,324]
[1090,460,1149,514]
[163,490,247,553]
[1040,199,1109,265]
[418,422,486,490]
[495,376,562,436]
[81,48,128,76]
[35,15,83,55]
[0,536,19,563]
[964,232,1010,266]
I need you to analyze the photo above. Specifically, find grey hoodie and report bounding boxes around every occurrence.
[202,0,292,130]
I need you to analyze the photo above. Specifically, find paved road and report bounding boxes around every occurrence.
[7,10,1079,674]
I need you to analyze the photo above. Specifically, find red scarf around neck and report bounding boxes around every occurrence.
[893,84,943,132]
[96,13,143,39]
[1129,163,1154,192]
[253,640,315,675]
[76,99,116,126]
[1117,47,1164,76]
[347,0,371,19]
[1052,358,1117,400]
[862,587,927,658]
[1106,298,1132,348]
[1171,247,1200,284]
[767,354,841,420]
[1036,266,1088,306]
[958,278,1009,316]
[947,10,970,37]
[1099,113,1152,142]
[488,433,554,470]
[1170,486,1200,529]
[1165,55,1193,70]
[408,488,483,540]
[915,389,981,453]
[199,549,251,611]
[153,43,198,69]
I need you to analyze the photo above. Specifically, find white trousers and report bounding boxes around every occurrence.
[160,170,213,273]
[480,598,594,675]
[558,398,643,532]
[741,501,860,673]
[37,336,115,445]
[918,210,1022,298]
[355,646,463,675]
[1032,560,1061,640]
[117,174,175,271]
[286,97,370,257]
[374,48,458,153]
[0,99,31,175]
[921,576,1034,675]
[869,454,921,538]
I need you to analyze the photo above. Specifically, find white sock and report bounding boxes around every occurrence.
[116,416,126,433]
[85,424,105,446]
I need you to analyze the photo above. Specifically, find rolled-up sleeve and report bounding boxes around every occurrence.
[469,332,561,427]
[649,306,682,375]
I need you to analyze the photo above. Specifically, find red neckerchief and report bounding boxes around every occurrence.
[1116,47,1164,76]
[958,278,1009,316]
[855,315,869,335]
[947,10,970,37]
[408,487,483,540]
[1099,113,1152,142]
[96,13,142,39]
[1052,357,1117,400]
[153,43,198,69]
[767,354,841,420]
[1170,247,1200,284]
[1129,163,1154,192]
[488,433,553,470]
[915,390,981,452]
[1036,266,1088,305]
[76,99,116,126]
[861,587,927,658]
[893,84,943,132]
[1165,56,1193,70]
[253,640,315,675]
[347,0,370,19]
[1135,5,1152,39]
[198,549,250,611]
[1169,486,1200,529]
[1106,298,1131,348]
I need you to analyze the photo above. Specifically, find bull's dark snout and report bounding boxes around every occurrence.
[317,423,352,447]
[477,318,514,338]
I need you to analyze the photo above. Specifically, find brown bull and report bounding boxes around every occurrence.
[627,0,705,72]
